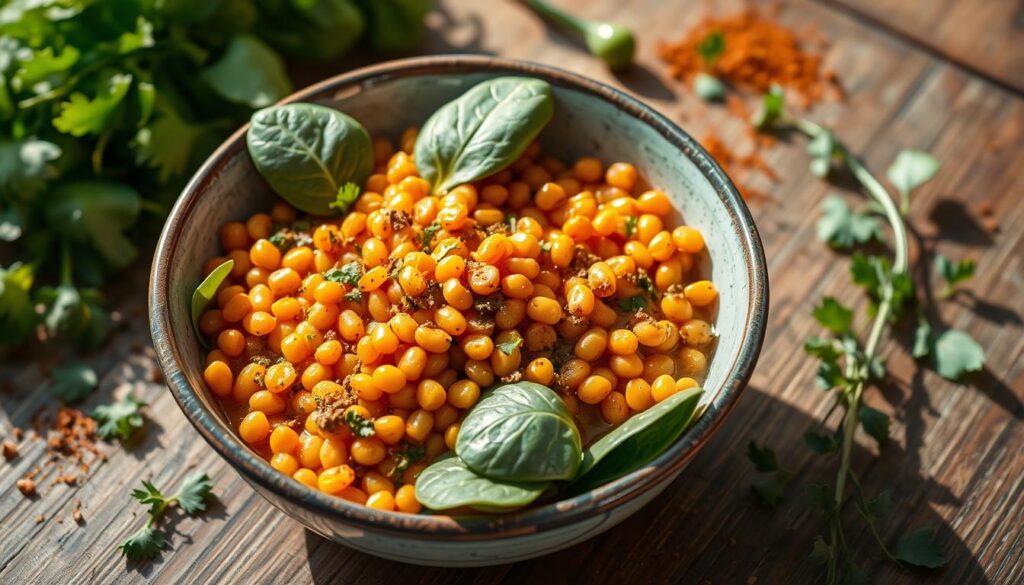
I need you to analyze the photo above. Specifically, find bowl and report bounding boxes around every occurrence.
[150,55,768,567]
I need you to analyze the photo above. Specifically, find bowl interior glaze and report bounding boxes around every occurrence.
[151,56,767,540]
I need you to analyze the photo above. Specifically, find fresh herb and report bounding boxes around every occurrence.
[330,182,362,213]
[93,396,147,441]
[618,295,648,313]
[816,195,883,249]
[495,336,523,356]
[886,150,940,215]
[455,382,582,482]
[50,362,99,403]
[392,444,426,480]
[421,221,442,251]
[697,31,726,65]
[573,388,702,492]
[433,240,461,259]
[521,0,635,70]
[751,89,968,582]
[344,289,364,302]
[507,215,518,232]
[636,271,660,301]
[934,255,975,299]
[415,454,549,511]
[325,261,363,287]
[199,35,292,109]
[119,472,214,562]
[414,77,554,194]
[0,263,35,343]
[623,216,638,238]
[247,103,373,216]
[190,259,234,343]
[345,410,375,438]
[693,72,727,102]
[746,441,792,507]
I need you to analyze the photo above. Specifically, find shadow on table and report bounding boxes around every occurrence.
[301,387,991,585]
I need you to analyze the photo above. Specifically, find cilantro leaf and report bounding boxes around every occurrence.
[696,30,725,65]
[50,362,98,403]
[932,329,984,381]
[119,524,167,562]
[133,101,221,182]
[934,254,975,298]
[421,221,442,251]
[849,254,915,319]
[859,405,890,446]
[636,271,659,301]
[174,471,214,514]
[816,196,883,249]
[53,73,133,137]
[495,336,523,356]
[894,527,947,568]
[45,180,142,269]
[93,395,147,441]
[13,46,79,87]
[752,471,789,508]
[886,150,940,200]
[200,34,291,108]
[131,480,169,515]
[865,489,892,519]
[812,297,853,334]
[325,261,362,286]
[0,138,62,201]
[693,72,726,102]
[807,129,838,178]
[329,182,361,213]
[392,444,426,481]
[803,431,838,454]
[345,410,376,438]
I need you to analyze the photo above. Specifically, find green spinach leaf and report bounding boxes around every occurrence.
[574,388,702,490]
[190,259,234,343]
[415,454,549,511]
[414,77,554,194]
[247,103,373,216]
[455,381,581,482]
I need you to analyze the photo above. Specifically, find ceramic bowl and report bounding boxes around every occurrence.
[150,55,768,567]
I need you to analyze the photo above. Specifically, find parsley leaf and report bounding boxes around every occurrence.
[812,297,853,335]
[636,271,659,301]
[803,431,839,454]
[894,528,947,568]
[751,84,785,129]
[433,240,460,259]
[50,362,98,403]
[344,289,363,302]
[0,138,61,201]
[345,410,376,438]
[934,254,975,298]
[495,336,523,356]
[53,73,134,137]
[392,444,426,482]
[932,329,984,381]
[120,472,214,561]
[747,440,781,472]
[133,101,219,182]
[118,525,167,562]
[696,30,725,65]
[807,128,838,177]
[329,181,361,213]
[816,196,883,249]
[93,396,147,441]
[752,472,790,508]
[886,150,940,212]
[174,472,214,514]
[45,180,142,270]
[421,221,442,251]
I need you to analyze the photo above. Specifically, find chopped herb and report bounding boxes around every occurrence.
[324,261,363,286]
[329,182,361,212]
[507,215,518,232]
[93,395,147,441]
[50,362,98,403]
[345,410,375,438]
[344,289,364,302]
[618,295,647,312]
[393,445,426,481]
[816,195,883,249]
[433,241,460,259]
[623,216,638,238]
[696,30,726,66]
[934,254,975,298]
[421,221,442,251]
[495,336,523,355]
[636,271,659,301]
[119,472,213,561]
[539,241,552,253]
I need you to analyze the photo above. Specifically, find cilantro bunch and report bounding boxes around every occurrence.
[0,0,428,353]
[748,86,984,582]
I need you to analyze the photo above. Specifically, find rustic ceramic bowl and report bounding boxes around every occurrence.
[150,55,768,567]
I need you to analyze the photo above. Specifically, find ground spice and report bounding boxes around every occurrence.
[2,440,17,460]
[658,6,842,108]
[18,407,105,498]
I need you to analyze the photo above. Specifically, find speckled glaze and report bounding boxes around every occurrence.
[149,56,768,567]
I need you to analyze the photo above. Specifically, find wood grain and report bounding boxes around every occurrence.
[1,1,1022,584]
[826,0,1024,93]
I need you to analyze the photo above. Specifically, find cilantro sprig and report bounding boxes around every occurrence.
[93,395,147,441]
[747,88,975,582]
[119,472,214,562]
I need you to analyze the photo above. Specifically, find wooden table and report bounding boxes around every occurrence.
[2,1,1022,583]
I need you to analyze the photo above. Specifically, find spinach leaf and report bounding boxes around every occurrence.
[415,454,549,511]
[414,77,554,194]
[190,259,234,344]
[247,103,373,216]
[201,35,292,109]
[455,381,581,482]
[574,388,703,490]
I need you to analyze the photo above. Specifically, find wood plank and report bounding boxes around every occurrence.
[1,1,1022,584]
[826,0,1024,93]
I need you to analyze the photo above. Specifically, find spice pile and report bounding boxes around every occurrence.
[15,407,106,498]
[658,6,842,108]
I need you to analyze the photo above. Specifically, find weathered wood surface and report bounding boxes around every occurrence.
[827,0,1024,93]
[2,1,1022,583]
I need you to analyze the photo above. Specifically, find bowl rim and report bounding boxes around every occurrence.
[150,55,769,541]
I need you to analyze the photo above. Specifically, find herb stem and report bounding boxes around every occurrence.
[522,0,587,35]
